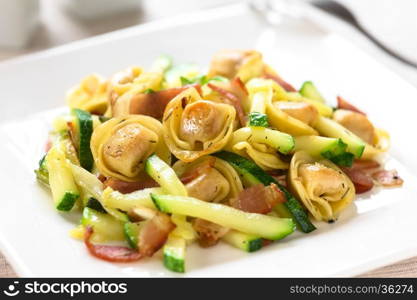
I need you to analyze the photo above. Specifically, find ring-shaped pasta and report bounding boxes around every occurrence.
[162,87,236,162]
[362,128,390,160]
[288,151,355,222]
[173,156,243,203]
[91,115,170,182]
[66,74,109,115]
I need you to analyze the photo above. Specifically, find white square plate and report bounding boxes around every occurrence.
[0,4,416,277]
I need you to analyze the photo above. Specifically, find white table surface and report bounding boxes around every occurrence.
[0,0,416,277]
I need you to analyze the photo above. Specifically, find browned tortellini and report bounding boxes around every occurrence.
[288,151,355,222]
[66,74,109,115]
[274,101,319,127]
[333,109,390,159]
[245,78,319,136]
[208,49,264,82]
[108,66,143,108]
[91,115,170,181]
[173,156,243,203]
[162,87,236,162]
[110,71,163,118]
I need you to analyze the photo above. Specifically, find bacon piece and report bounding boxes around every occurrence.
[231,183,286,214]
[138,212,176,257]
[180,157,216,184]
[45,138,52,152]
[97,174,107,183]
[341,167,374,194]
[351,159,380,171]
[129,84,202,119]
[208,78,248,127]
[264,72,296,92]
[265,171,287,187]
[262,239,273,247]
[192,218,229,248]
[67,121,78,147]
[372,169,403,187]
[337,96,366,115]
[273,175,287,188]
[104,177,158,194]
[84,226,142,262]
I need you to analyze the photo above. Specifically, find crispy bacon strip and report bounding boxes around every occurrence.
[231,183,286,214]
[372,170,403,187]
[266,171,287,187]
[351,159,380,171]
[180,157,216,184]
[337,96,366,115]
[129,84,202,119]
[97,174,107,183]
[208,78,247,126]
[341,167,374,194]
[273,175,287,188]
[262,239,273,247]
[104,177,158,194]
[193,218,229,248]
[67,121,77,147]
[84,226,142,262]
[264,72,296,92]
[45,138,52,152]
[138,212,176,257]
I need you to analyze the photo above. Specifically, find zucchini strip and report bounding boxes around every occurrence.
[294,136,354,167]
[102,187,164,211]
[151,194,295,240]
[46,144,79,211]
[163,235,186,273]
[214,151,316,233]
[69,163,129,222]
[222,230,263,252]
[230,127,295,155]
[145,154,187,196]
[314,116,366,158]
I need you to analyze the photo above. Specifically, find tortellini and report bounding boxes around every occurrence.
[247,78,319,136]
[111,71,163,118]
[108,66,143,107]
[208,49,264,82]
[66,74,109,115]
[274,101,319,127]
[162,87,236,162]
[288,151,355,222]
[173,156,243,203]
[91,115,169,181]
[332,109,390,159]
[362,128,390,159]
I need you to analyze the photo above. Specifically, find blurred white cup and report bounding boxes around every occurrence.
[63,0,141,20]
[0,0,40,49]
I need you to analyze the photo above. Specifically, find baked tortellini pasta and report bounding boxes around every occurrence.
[111,71,163,117]
[91,115,169,181]
[288,151,355,222]
[162,87,236,162]
[36,49,402,274]
[66,74,109,115]
[173,156,243,203]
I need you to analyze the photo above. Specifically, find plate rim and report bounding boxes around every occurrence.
[1,2,417,277]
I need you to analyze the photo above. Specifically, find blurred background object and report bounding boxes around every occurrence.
[63,0,141,20]
[0,0,241,60]
[0,0,40,48]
